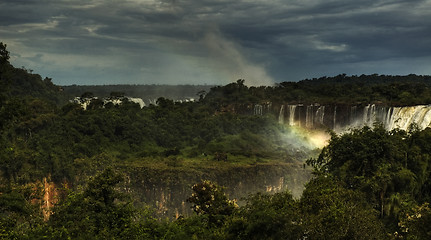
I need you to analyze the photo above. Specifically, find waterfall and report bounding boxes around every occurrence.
[73,96,146,110]
[376,106,387,126]
[363,104,370,125]
[350,106,357,126]
[385,108,394,128]
[369,104,376,126]
[306,105,314,128]
[415,106,431,129]
[254,104,263,115]
[362,104,376,126]
[127,97,146,108]
[278,105,285,124]
[345,105,431,131]
[315,106,325,125]
[288,105,297,126]
[283,104,431,132]
[385,105,431,130]
[149,99,158,105]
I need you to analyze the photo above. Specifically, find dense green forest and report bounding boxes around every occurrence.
[204,75,431,107]
[1,42,431,239]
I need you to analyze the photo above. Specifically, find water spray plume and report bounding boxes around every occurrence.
[307,130,331,149]
[282,126,330,150]
[203,29,274,86]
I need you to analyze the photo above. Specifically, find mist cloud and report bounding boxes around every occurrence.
[203,30,274,86]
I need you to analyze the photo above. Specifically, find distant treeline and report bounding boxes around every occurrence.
[62,74,431,107]
[202,75,431,108]
[282,73,431,105]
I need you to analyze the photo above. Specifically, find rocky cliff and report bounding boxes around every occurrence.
[119,162,311,218]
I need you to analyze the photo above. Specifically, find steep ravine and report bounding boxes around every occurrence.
[116,103,431,218]
[118,162,311,218]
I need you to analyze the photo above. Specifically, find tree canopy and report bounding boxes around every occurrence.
[1,42,431,239]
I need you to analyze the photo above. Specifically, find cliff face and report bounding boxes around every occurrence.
[120,162,311,218]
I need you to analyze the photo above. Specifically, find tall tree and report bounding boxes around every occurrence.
[187,180,236,226]
[300,175,387,239]
[0,42,9,66]
[48,168,135,239]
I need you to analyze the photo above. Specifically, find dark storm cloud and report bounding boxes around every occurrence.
[1,0,431,85]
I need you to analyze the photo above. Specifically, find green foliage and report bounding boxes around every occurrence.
[202,74,431,106]
[187,180,236,226]
[0,87,297,185]
[300,175,386,239]
[0,42,9,63]
[48,168,135,239]
[0,184,45,240]
[308,124,431,237]
[226,191,302,240]
[398,203,431,239]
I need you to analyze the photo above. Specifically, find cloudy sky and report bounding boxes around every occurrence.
[1,0,431,86]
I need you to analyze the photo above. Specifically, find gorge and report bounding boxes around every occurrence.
[142,103,431,218]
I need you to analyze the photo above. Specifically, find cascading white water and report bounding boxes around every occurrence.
[279,103,431,132]
[315,106,325,125]
[368,104,376,126]
[278,105,285,124]
[126,97,146,108]
[288,105,297,126]
[385,105,431,130]
[254,104,263,115]
[350,106,357,124]
[363,104,378,126]
[149,99,158,105]
[73,96,146,110]
[306,105,314,128]
[355,105,431,131]
[338,105,431,131]
[385,108,394,128]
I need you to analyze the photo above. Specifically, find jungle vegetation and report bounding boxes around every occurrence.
[1,42,431,239]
